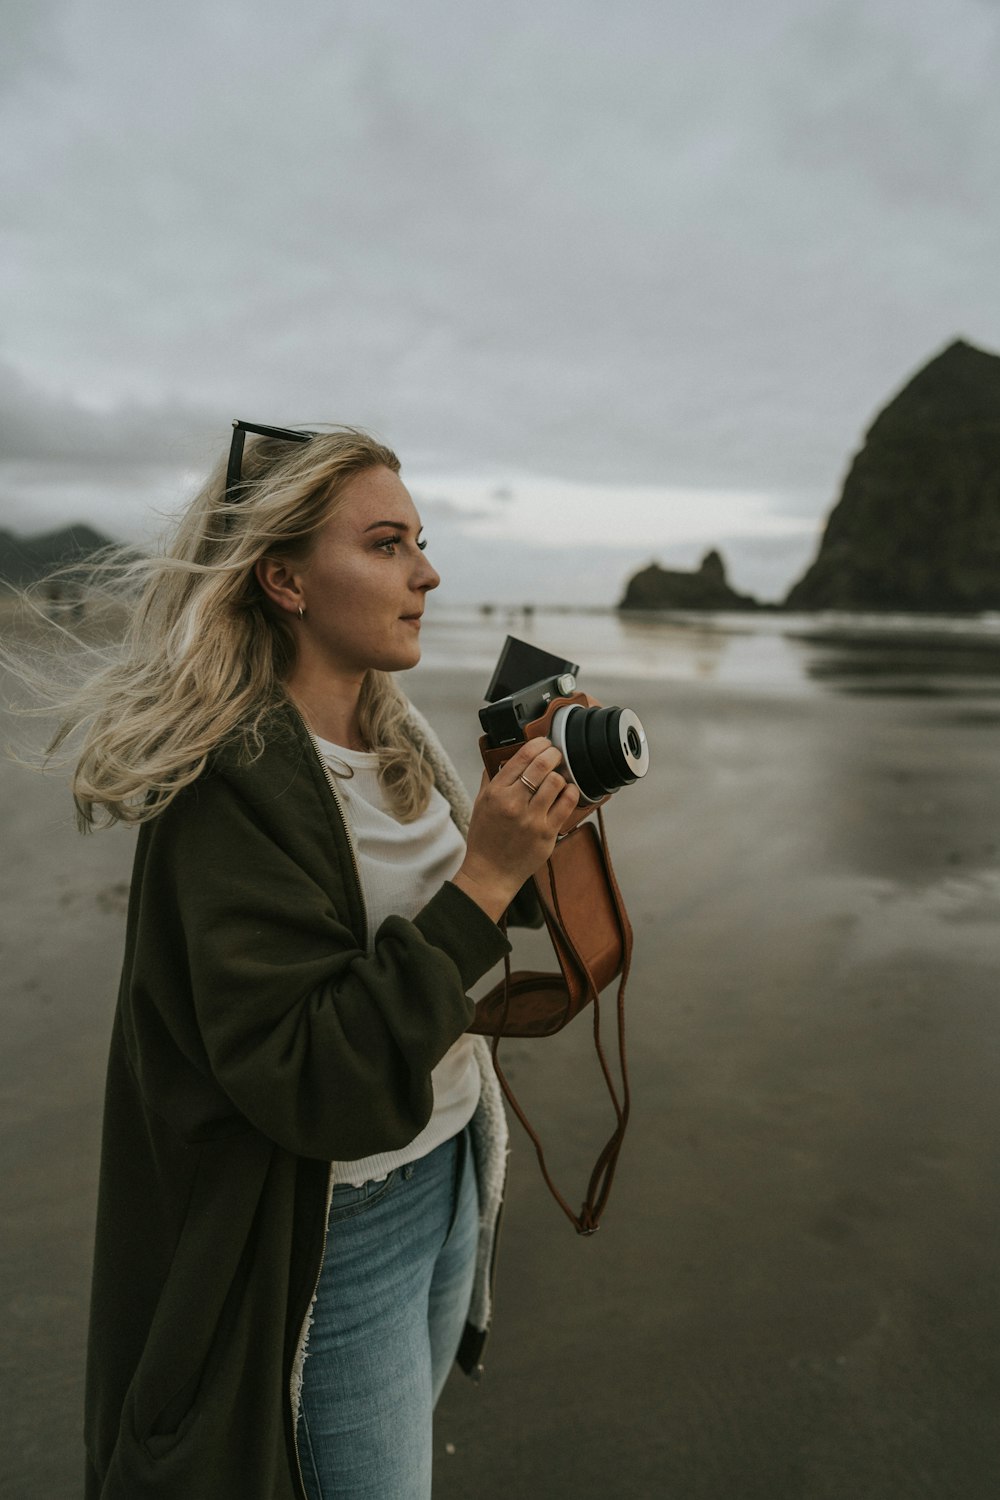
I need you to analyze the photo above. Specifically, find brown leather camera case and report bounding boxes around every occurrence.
[469,694,633,1233]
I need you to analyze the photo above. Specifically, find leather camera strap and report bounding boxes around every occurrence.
[490,806,632,1234]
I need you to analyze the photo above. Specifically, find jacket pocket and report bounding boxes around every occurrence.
[129,1133,275,1451]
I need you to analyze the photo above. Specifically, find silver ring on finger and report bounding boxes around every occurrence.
[519,771,541,796]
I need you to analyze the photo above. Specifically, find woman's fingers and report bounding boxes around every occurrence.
[533,769,580,821]
[493,739,582,822]
[496,737,559,787]
[499,740,564,793]
[555,778,582,825]
[460,736,585,909]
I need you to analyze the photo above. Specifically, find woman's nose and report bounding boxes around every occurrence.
[417,555,441,592]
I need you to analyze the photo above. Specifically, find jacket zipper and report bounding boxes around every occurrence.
[289,739,369,1499]
[472,1173,507,1380]
[290,1166,335,1500]
[313,745,369,949]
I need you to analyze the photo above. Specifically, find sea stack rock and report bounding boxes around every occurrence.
[785,338,1000,611]
[618,549,759,610]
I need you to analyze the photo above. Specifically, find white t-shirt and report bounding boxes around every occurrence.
[313,734,481,1186]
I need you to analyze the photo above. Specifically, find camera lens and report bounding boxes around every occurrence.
[550,704,649,802]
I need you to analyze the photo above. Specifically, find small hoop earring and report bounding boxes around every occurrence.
[297,605,305,620]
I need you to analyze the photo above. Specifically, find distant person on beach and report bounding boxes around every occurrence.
[44,577,85,624]
[47,424,577,1499]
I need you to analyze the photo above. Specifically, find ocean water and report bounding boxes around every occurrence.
[415,605,1000,699]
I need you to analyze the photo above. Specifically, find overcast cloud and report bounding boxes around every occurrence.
[2,0,999,601]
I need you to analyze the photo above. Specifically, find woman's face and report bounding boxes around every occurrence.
[282,464,440,677]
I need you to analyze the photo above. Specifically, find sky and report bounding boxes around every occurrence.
[2,0,1000,604]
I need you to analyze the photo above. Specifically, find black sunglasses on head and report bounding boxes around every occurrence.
[225,419,316,503]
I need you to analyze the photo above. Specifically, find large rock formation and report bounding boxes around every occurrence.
[786,339,1000,611]
[0,523,113,587]
[619,549,759,611]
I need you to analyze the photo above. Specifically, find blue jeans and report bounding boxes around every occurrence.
[296,1128,479,1500]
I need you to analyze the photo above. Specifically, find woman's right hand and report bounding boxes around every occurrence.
[451,738,580,922]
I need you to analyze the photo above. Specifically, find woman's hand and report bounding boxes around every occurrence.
[451,738,580,922]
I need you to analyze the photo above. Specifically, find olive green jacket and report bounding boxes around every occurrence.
[83,701,514,1499]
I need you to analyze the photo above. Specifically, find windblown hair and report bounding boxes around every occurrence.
[7,427,435,831]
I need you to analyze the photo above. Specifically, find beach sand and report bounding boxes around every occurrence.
[2,657,1000,1497]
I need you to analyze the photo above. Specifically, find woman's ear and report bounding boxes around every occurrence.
[255,556,304,616]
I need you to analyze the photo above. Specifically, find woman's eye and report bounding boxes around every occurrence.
[376,534,428,554]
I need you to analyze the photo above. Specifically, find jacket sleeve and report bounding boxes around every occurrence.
[143,776,510,1160]
[506,877,545,929]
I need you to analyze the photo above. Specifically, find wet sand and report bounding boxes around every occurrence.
[2,655,1000,1497]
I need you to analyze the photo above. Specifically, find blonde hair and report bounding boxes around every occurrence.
[7,426,435,831]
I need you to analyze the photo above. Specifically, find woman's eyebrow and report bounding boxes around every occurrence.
[363,518,412,532]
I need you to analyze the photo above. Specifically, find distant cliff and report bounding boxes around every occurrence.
[618,549,760,611]
[786,339,1000,611]
[0,523,114,588]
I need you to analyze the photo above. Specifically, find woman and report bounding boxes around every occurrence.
[64,424,578,1499]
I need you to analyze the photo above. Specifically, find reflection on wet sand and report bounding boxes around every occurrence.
[796,630,1000,697]
[419,604,1000,701]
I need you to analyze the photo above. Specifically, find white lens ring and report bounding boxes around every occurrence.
[617,708,650,780]
[549,704,595,802]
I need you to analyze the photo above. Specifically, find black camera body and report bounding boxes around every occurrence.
[479,636,649,804]
[478,668,580,748]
